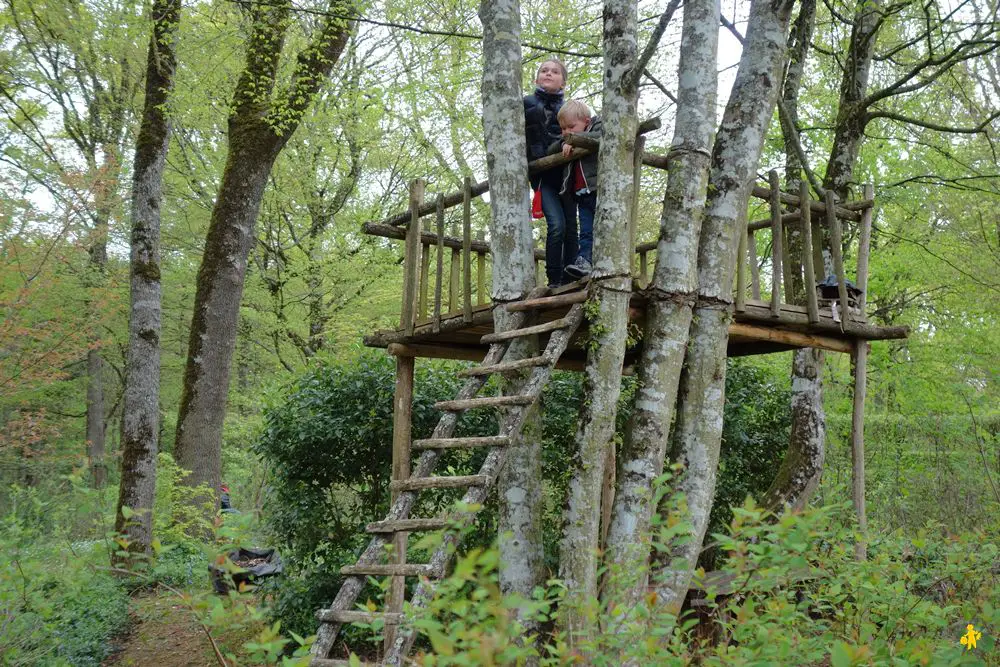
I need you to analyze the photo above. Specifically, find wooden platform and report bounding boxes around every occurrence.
[364,282,909,368]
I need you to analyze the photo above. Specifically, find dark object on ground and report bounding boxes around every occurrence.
[209,547,283,594]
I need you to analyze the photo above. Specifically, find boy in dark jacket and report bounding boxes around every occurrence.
[523,59,577,287]
[552,100,601,279]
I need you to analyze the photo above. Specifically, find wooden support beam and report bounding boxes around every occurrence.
[450,247,460,315]
[728,323,853,354]
[800,181,820,324]
[477,252,487,305]
[735,301,908,339]
[747,210,801,232]
[385,353,413,652]
[851,340,869,560]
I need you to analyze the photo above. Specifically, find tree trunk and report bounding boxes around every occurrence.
[114,0,180,562]
[173,0,352,502]
[558,0,639,640]
[604,0,719,607]
[770,0,878,510]
[478,0,544,639]
[653,0,795,611]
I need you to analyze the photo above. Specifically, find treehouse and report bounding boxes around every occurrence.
[309,130,908,665]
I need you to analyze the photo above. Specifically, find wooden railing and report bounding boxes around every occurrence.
[363,152,875,335]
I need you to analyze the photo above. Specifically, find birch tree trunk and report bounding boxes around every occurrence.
[604,0,719,607]
[558,0,638,638]
[114,0,180,561]
[478,0,544,636]
[173,0,352,502]
[768,0,878,509]
[654,0,795,611]
[765,0,823,511]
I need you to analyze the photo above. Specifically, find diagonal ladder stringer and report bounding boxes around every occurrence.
[311,296,587,665]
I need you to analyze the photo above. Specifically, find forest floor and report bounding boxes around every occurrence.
[103,589,240,667]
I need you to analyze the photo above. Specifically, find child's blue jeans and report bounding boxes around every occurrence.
[575,191,597,265]
[540,177,577,286]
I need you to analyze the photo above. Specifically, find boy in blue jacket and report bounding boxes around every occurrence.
[551,100,602,279]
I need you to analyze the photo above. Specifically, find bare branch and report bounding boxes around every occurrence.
[867,108,1000,134]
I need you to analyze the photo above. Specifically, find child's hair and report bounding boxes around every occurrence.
[557,100,591,127]
[536,59,568,83]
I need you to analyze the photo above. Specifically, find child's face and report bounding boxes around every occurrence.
[561,116,589,135]
[535,62,565,93]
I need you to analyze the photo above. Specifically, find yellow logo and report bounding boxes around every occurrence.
[960,624,982,650]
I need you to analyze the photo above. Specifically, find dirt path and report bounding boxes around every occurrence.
[104,591,225,667]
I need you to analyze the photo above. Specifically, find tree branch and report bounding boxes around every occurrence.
[867,108,1000,134]
[629,0,683,90]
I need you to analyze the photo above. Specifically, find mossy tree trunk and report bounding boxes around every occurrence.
[604,0,718,606]
[769,0,878,510]
[653,0,796,611]
[558,0,639,641]
[478,0,544,640]
[113,0,180,561]
[173,0,353,504]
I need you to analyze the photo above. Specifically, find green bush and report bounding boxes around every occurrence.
[0,480,130,667]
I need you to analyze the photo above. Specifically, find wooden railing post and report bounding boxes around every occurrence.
[462,177,473,322]
[855,183,874,319]
[826,191,851,322]
[768,171,784,317]
[800,181,820,324]
[736,215,747,312]
[477,251,486,305]
[401,180,425,337]
[433,196,444,332]
[629,136,645,277]
[748,229,761,300]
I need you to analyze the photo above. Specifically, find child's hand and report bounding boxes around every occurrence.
[561,143,573,158]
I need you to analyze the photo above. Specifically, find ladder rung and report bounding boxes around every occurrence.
[366,518,450,533]
[341,563,439,577]
[480,317,571,344]
[458,355,550,377]
[505,290,589,312]
[412,435,510,450]
[317,609,404,625]
[390,475,489,491]
[434,395,534,411]
[311,659,377,666]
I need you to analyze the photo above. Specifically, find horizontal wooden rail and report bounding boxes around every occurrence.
[751,185,864,222]
[363,222,545,261]
[371,118,662,228]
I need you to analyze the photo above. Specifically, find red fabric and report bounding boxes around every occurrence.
[531,187,544,219]
[574,162,586,191]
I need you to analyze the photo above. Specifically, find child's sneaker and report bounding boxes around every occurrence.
[564,257,592,279]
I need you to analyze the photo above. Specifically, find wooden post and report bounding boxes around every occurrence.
[855,184,874,320]
[629,137,645,275]
[736,222,748,312]
[826,191,851,322]
[462,177,473,322]
[433,196,444,332]
[385,351,414,650]
[768,170,784,317]
[401,180,425,337]
[851,341,868,560]
[800,182,820,324]
[419,239,431,321]
[639,250,649,288]
[450,248,460,314]
[748,229,762,300]
[477,252,486,305]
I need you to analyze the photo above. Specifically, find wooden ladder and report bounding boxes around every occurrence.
[310,295,587,666]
